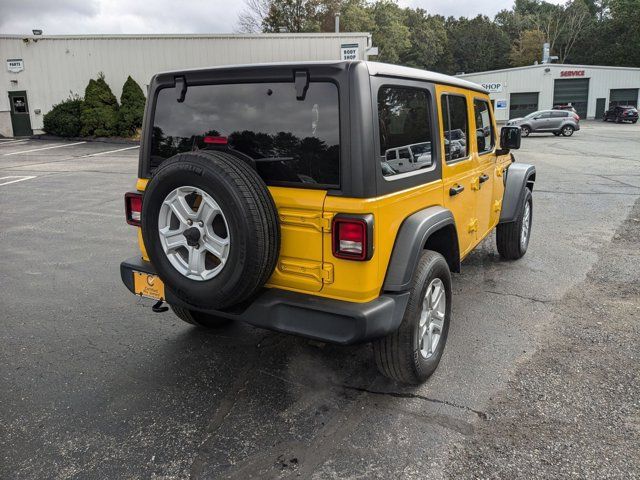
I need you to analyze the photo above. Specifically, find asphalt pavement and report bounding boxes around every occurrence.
[1,122,638,479]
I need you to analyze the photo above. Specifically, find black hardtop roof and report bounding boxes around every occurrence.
[153,60,488,94]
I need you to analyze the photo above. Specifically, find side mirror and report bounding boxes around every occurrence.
[497,126,521,154]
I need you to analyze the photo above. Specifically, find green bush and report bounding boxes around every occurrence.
[118,76,146,136]
[80,73,119,137]
[43,97,83,137]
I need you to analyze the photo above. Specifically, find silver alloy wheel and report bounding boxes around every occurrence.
[418,278,446,359]
[520,200,531,250]
[563,125,573,136]
[158,186,230,281]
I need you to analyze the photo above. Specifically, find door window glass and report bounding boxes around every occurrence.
[441,95,468,162]
[551,111,568,117]
[12,96,27,113]
[473,99,494,154]
[378,86,434,177]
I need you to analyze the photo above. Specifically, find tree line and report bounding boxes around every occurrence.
[238,0,640,74]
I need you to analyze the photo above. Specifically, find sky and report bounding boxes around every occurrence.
[0,0,567,35]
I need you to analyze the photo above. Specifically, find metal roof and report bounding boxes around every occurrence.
[0,33,370,40]
[458,63,640,77]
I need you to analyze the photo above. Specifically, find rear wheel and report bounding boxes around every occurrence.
[373,250,452,385]
[497,188,532,260]
[561,125,575,136]
[171,305,231,328]
[520,125,531,137]
[633,120,638,124]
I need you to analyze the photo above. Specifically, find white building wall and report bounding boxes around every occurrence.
[0,33,371,135]
[458,64,640,121]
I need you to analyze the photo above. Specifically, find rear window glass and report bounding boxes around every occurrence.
[150,82,340,187]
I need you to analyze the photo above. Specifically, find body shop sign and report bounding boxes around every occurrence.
[7,59,24,73]
[560,70,585,77]
[340,44,359,61]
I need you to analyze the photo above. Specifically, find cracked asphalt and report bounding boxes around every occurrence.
[1,121,638,479]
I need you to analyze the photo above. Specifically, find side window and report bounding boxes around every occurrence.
[378,86,434,178]
[473,99,495,154]
[441,95,468,162]
[551,111,568,118]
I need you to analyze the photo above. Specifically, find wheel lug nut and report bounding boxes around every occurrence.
[187,219,193,226]
[198,221,204,227]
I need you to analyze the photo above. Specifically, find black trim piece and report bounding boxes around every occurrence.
[120,255,409,345]
[383,206,458,291]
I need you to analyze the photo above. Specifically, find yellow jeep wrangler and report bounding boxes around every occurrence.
[121,61,535,384]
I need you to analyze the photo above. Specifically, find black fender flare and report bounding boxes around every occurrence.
[383,206,459,292]
[500,162,536,223]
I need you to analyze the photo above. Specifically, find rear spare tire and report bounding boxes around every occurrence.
[141,151,280,310]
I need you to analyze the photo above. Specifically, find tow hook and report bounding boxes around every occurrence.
[152,300,169,313]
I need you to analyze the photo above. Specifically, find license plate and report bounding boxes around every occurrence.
[133,271,165,300]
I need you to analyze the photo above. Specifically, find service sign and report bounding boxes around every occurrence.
[7,59,24,73]
[496,99,507,109]
[340,44,359,61]
[560,70,585,77]
[481,82,503,93]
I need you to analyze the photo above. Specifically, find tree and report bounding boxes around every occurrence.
[43,96,83,137]
[261,0,321,32]
[118,76,146,137]
[445,15,511,74]
[400,9,450,72]
[80,73,119,137]
[238,0,273,32]
[509,29,546,66]
[368,0,410,64]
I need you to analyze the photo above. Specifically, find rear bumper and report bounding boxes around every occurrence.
[121,256,409,345]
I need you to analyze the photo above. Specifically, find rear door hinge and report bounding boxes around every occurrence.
[279,210,333,232]
[470,176,480,191]
[278,259,334,284]
[468,218,479,233]
[493,199,502,212]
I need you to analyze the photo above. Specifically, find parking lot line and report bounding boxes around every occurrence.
[3,141,87,156]
[0,139,28,146]
[0,175,37,186]
[81,145,140,157]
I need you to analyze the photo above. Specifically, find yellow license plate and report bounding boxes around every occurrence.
[133,271,165,300]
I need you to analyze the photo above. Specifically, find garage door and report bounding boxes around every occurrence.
[509,92,539,119]
[553,78,589,118]
[609,88,638,107]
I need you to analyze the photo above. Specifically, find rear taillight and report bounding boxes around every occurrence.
[332,214,374,261]
[125,192,143,226]
[573,113,580,121]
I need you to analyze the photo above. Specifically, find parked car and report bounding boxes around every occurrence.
[507,109,580,137]
[603,105,638,124]
[121,61,534,385]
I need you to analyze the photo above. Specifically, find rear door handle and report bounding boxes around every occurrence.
[449,184,464,196]
[479,173,489,184]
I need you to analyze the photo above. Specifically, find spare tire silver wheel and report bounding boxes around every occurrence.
[158,186,230,281]
[141,150,280,310]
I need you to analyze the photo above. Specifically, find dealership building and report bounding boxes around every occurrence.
[0,33,373,137]
[458,63,640,121]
